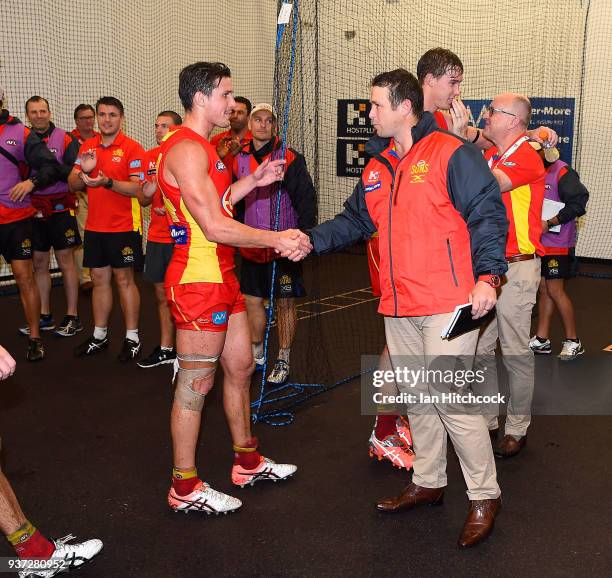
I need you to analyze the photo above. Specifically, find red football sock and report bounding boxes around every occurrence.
[233,437,262,470]
[375,414,399,439]
[171,467,200,496]
[10,525,54,559]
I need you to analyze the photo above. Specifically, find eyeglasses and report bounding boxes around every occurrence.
[485,105,516,117]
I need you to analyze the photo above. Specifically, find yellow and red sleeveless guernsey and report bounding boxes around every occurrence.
[484,135,545,257]
[157,127,235,285]
[144,146,172,243]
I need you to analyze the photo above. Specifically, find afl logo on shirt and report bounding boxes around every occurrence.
[5,139,17,146]
[215,160,226,171]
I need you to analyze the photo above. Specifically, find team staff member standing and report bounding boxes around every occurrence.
[366,48,558,466]
[529,143,589,361]
[71,104,98,294]
[0,87,60,361]
[68,96,146,362]
[158,62,307,514]
[307,69,508,548]
[210,96,252,170]
[477,93,546,458]
[22,96,82,337]
[234,103,317,385]
[137,110,182,369]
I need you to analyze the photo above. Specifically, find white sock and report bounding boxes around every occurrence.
[93,326,107,340]
[252,341,263,359]
[126,329,139,343]
[160,345,173,352]
[278,347,290,364]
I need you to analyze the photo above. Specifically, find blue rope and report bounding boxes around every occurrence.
[251,368,376,426]
[252,1,373,426]
[252,1,301,421]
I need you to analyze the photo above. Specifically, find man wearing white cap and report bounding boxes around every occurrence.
[234,103,317,385]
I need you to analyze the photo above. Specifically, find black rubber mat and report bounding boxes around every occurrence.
[0,254,610,577]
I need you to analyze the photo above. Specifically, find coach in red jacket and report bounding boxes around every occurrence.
[307,69,508,548]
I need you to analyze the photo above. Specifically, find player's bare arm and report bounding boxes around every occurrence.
[165,139,309,257]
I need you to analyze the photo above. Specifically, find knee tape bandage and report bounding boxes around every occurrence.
[173,353,220,411]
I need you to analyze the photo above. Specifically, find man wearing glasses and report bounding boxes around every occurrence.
[71,104,99,294]
[477,93,546,458]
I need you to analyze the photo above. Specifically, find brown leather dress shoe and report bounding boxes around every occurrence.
[458,497,502,548]
[376,482,444,513]
[494,434,526,458]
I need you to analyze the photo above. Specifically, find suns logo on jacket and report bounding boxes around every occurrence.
[410,160,429,183]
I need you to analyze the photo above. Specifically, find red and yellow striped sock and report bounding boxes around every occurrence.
[171,467,200,496]
[233,437,262,470]
[7,521,54,559]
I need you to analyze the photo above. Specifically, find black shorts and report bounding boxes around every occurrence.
[240,257,305,299]
[0,217,33,262]
[83,230,144,270]
[541,249,577,280]
[32,211,81,252]
[144,240,174,284]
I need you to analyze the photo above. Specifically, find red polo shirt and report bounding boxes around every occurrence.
[71,129,99,145]
[74,131,145,233]
[485,136,545,257]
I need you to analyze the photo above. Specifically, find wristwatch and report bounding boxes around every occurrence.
[478,274,501,288]
[105,178,114,189]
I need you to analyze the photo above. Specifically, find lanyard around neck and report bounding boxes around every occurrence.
[488,135,530,170]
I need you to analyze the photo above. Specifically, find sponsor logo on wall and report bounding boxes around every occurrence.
[336,100,374,177]
[464,97,575,163]
[336,97,575,176]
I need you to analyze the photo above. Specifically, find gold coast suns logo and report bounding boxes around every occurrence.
[121,246,134,263]
[221,187,233,216]
[112,148,124,163]
[410,159,429,183]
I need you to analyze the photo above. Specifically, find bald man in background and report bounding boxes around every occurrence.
[477,93,545,458]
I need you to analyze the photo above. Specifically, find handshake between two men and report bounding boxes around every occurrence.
[272,229,313,262]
